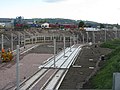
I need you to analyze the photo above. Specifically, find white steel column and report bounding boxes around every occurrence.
[74,35,76,45]
[1,34,4,49]
[44,36,45,43]
[86,32,89,43]
[18,33,20,46]
[77,34,79,44]
[54,38,56,68]
[115,29,118,39]
[105,29,107,42]
[16,45,20,90]
[50,35,52,41]
[32,35,33,44]
[70,37,72,52]
[92,31,95,43]
[64,36,66,57]
[35,34,37,44]
[82,34,85,44]
[24,33,26,48]
[11,33,13,51]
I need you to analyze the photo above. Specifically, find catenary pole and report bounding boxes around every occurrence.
[11,33,13,51]
[16,45,20,90]
[1,34,4,49]
[54,38,56,68]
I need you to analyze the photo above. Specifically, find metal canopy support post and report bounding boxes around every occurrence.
[82,34,85,44]
[18,33,20,46]
[16,45,20,90]
[105,29,107,42]
[44,36,45,43]
[92,31,95,43]
[74,35,76,45]
[54,38,56,68]
[86,32,89,43]
[1,34,4,49]
[35,33,37,44]
[70,37,72,52]
[32,35,33,44]
[50,36,52,41]
[64,36,66,57]
[115,29,118,39]
[24,33,26,48]
[77,34,79,44]
[11,33,13,51]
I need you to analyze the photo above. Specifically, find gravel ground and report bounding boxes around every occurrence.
[0,41,71,90]
[59,44,112,89]
[0,53,53,90]
[0,43,53,90]
[29,42,71,54]
[0,30,116,90]
[0,43,112,90]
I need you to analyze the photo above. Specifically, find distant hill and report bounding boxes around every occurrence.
[34,18,77,24]
[0,17,120,29]
[34,18,120,29]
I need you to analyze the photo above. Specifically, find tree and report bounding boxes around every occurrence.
[78,21,85,27]
[100,23,105,29]
[78,21,85,30]
[0,25,4,28]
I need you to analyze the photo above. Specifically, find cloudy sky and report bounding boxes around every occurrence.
[0,0,120,24]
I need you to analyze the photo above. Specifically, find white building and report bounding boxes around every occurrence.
[113,26,118,30]
[84,27,100,31]
[41,23,50,28]
[0,23,5,27]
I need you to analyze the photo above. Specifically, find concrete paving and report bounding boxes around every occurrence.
[40,44,82,69]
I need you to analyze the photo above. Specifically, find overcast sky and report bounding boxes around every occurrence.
[0,0,120,24]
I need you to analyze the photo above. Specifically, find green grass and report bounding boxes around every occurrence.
[100,39,120,49]
[91,39,120,89]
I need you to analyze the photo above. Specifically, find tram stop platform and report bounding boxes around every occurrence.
[39,44,83,69]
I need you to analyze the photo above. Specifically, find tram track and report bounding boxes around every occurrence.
[17,65,67,90]
[15,65,63,90]
[14,44,82,90]
[41,45,76,68]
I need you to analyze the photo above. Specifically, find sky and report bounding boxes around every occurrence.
[0,0,120,24]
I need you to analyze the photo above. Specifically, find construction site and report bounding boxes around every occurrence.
[0,29,119,90]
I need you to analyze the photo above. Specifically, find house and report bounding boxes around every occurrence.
[41,23,50,28]
[113,26,118,30]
